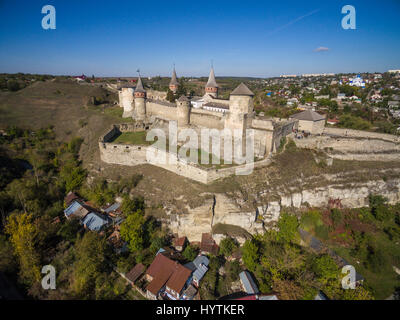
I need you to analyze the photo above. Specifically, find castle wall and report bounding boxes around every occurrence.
[190,108,224,129]
[295,134,400,162]
[323,127,400,142]
[99,143,148,166]
[147,90,167,101]
[146,102,178,121]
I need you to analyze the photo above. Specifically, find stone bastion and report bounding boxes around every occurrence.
[99,123,271,184]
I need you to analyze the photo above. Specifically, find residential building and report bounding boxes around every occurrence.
[145,253,192,300]
[200,233,219,255]
[239,271,259,295]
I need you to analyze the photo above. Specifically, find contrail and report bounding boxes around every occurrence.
[267,9,320,36]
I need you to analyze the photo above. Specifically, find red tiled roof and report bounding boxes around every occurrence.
[173,236,187,247]
[200,233,219,255]
[166,263,192,294]
[126,263,145,283]
[146,253,192,296]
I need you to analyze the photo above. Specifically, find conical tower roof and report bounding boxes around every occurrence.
[170,68,179,86]
[206,67,218,88]
[135,75,146,93]
[231,83,254,96]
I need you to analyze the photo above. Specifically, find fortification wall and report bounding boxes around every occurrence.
[146,102,178,121]
[190,108,224,129]
[295,134,400,162]
[99,142,148,166]
[99,135,273,184]
[147,90,167,101]
[324,127,400,143]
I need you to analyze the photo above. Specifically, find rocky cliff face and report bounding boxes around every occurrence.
[165,178,400,242]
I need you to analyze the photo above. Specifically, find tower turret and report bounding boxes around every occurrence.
[225,83,254,131]
[134,75,146,121]
[229,83,254,115]
[205,67,219,98]
[169,67,179,93]
[176,95,190,127]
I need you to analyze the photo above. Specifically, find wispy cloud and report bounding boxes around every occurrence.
[314,46,330,52]
[267,9,320,36]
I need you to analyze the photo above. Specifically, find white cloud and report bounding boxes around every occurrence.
[314,46,330,52]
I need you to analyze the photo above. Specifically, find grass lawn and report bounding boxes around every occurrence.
[113,131,152,145]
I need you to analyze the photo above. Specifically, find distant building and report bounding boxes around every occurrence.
[327,118,339,125]
[290,110,326,135]
[315,95,329,100]
[349,75,365,88]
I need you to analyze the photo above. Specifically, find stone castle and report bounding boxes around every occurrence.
[117,67,296,158]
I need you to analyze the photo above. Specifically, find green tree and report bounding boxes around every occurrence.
[166,89,175,102]
[5,213,41,284]
[150,236,166,254]
[369,194,390,221]
[312,255,339,284]
[120,210,145,252]
[277,213,299,243]
[72,232,109,298]
[59,162,87,192]
[242,239,259,272]
[121,196,144,215]
[182,245,198,261]
[219,237,238,257]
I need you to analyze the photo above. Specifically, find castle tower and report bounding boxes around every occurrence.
[176,95,190,127]
[169,67,179,93]
[225,83,254,131]
[134,75,146,121]
[205,67,218,98]
[120,87,134,118]
[229,83,254,115]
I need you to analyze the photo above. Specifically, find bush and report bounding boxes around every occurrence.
[277,213,299,243]
[242,239,259,272]
[219,237,238,257]
[7,80,20,91]
[331,209,343,227]
[182,245,198,261]
[369,194,390,221]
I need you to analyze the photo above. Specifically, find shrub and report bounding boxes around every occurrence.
[182,245,198,261]
[219,237,238,257]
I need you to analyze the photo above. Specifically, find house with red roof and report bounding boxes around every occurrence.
[145,253,192,300]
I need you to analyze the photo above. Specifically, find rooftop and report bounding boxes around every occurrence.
[230,83,254,96]
[239,271,259,295]
[290,109,325,122]
[126,263,145,283]
[206,67,218,88]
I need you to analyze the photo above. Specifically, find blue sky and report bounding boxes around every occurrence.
[0,0,399,77]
